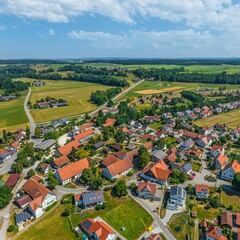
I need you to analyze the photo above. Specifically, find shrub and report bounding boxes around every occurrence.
[7,225,15,232]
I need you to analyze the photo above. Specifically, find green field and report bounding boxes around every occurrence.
[195,109,240,129]
[124,80,240,98]
[220,189,240,212]
[0,97,29,134]
[22,79,112,123]
[169,214,189,240]
[15,193,152,240]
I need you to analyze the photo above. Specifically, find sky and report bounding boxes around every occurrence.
[1,0,240,59]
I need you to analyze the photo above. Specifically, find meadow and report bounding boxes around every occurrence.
[123,80,240,98]
[0,97,29,134]
[25,79,112,123]
[195,109,240,129]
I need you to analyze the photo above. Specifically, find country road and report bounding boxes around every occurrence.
[24,88,35,137]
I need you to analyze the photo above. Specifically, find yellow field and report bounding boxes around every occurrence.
[25,79,111,123]
[195,109,240,129]
[136,86,185,94]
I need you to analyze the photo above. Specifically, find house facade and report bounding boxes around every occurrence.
[167,186,186,210]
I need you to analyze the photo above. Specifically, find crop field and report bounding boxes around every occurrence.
[24,79,112,123]
[0,97,29,134]
[195,109,240,129]
[124,80,240,98]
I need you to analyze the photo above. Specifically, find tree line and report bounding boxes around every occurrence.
[90,87,121,105]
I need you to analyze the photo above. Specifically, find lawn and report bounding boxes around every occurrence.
[149,122,163,130]
[191,204,220,222]
[15,204,77,240]
[169,214,189,240]
[0,97,29,135]
[195,109,240,129]
[71,192,153,240]
[220,189,240,212]
[15,193,152,240]
[124,80,240,98]
[22,79,112,123]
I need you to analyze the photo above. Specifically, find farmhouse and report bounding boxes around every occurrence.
[55,158,89,185]
[57,140,81,156]
[21,177,56,218]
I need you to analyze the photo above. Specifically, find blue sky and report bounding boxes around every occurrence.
[0,0,240,59]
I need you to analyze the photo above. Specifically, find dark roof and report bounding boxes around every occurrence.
[4,174,21,187]
[82,190,104,206]
[15,210,32,224]
[15,194,32,207]
[93,141,105,149]
[35,139,56,151]
[170,186,186,198]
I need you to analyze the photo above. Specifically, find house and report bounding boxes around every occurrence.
[32,81,44,86]
[0,95,16,101]
[140,161,170,185]
[151,150,167,162]
[21,177,56,218]
[215,153,228,170]
[183,130,201,140]
[167,186,186,210]
[93,141,104,150]
[156,130,165,139]
[214,123,228,132]
[102,118,116,127]
[188,148,202,159]
[164,153,177,164]
[53,155,70,169]
[221,160,240,181]
[211,145,225,158]
[143,142,153,152]
[197,136,212,148]
[79,218,116,240]
[55,158,89,185]
[74,190,104,208]
[9,141,20,152]
[195,184,209,198]
[38,163,50,174]
[163,112,172,119]
[15,194,32,208]
[0,149,11,163]
[206,226,227,240]
[102,158,133,180]
[57,140,81,156]
[74,129,95,143]
[180,138,194,150]
[4,174,21,188]
[221,211,233,228]
[180,163,192,175]
[137,181,161,201]
[15,210,33,226]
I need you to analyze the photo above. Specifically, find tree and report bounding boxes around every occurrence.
[11,162,23,173]
[210,196,220,208]
[27,169,35,178]
[0,186,13,209]
[232,172,240,191]
[80,168,95,186]
[76,149,89,160]
[107,99,114,107]
[2,129,8,144]
[92,177,103,189]
[26,125,31,139]
[47,172,59,189]
[136,146,151,169]
[112,180,127,197]
[34,127,41,138]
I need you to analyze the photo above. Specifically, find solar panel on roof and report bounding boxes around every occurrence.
[84,220,92,229]
[82,191,104,206]
[15,211,32,224]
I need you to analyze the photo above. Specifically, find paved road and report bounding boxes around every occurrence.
[24,88,35,137]
[89,80,144,116]
[128,190,176,240]
[0,153,17,175]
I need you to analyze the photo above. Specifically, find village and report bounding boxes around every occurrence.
[0,85,240,240]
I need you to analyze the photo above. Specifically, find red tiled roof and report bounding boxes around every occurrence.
[216,153,228,166]
[54,155,70,167]
[166,153,177,163]
[195,184,209,194]
[211,145,224,152]
[231,160,240,173]
[11,141,20,148]
[79,122,93,131]
[74,129,94,141]
[0,149,7,155]
[221,212,233,227]
[137,181,156,195]
[143,141,153,150]
[102,154,119,167]
[107,158,133,177]
[58,140,80,156]
[102,118,116,127]
[29,196,43,211]
[4,174,21,187]
[80,218,115,240]
[57,158,89,181]
[206,226,227,240]
[236,212,240,226]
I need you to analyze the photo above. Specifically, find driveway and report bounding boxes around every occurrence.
[0,153,17,175]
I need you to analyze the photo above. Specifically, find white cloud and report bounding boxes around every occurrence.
[48,28,55,36]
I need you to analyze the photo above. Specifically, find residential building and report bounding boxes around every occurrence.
[206,226,227,240]
[215,153,228,170]
[74,190,104,208]
[55,158,89,185]
[167,186,186,210]
[211,145,225,158]
[221,160,240,181]
[53,155,70,169]
[137,181,161,201]
[79,218,116,240]
[151,149,167,162]
[0,149,11,163]
[195,184,209,198]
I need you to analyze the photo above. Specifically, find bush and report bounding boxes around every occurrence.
[95,205,101,210]
[7,225,15,232]
[204,204,211,210]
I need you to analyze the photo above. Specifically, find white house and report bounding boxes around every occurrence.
[221,160,240,181]
[167,186,186,210]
